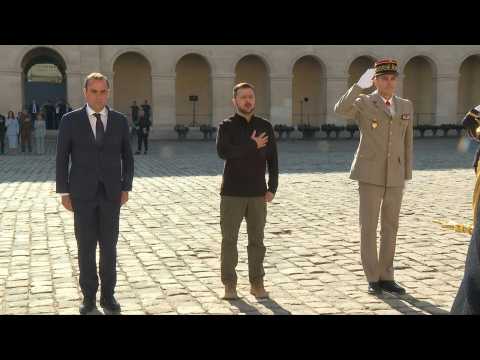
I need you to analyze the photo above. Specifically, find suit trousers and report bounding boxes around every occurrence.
[358,181,404,282]
[137,130,148,152]
[71,182,121,299]
[220,196,267,286]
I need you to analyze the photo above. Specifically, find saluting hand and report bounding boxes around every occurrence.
[357,68,375,89]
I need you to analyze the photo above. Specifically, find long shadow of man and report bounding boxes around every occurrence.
[379,292,450,315]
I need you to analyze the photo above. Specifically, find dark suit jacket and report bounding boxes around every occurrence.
[56,105,134,201]
[137,116,151,133]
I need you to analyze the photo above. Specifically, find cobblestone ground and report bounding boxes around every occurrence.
[0,136,477,315]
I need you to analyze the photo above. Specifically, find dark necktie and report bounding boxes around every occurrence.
[94,113,105,147]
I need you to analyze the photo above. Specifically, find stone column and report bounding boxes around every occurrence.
[102,71,114,108]
[65,71,83,109]
[435,73,460,125]
[0,70,22,113]
[269,74,293,126]
[396,74,405,98]
[212,73,235,125]
[325,75,349,125]
[150,73,176,139]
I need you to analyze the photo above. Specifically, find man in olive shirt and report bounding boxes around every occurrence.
[216,82,279,300]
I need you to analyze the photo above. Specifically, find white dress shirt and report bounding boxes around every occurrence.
[60,104,108,196]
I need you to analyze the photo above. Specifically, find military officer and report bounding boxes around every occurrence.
[334,59,414,296]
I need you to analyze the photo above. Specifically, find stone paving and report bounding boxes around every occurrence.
[0,136,477,315]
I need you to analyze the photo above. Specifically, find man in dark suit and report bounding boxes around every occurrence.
[56,72,134,315]
[135,109,151,155]
[29,99,38,127]
[44,100,55,130]
[131,100,139,124]
[141,99,151,122]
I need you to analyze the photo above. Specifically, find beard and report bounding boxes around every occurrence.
[236,103,255,116]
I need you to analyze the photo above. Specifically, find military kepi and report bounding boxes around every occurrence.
[374,59,399,77]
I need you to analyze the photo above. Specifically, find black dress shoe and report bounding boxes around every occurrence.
[368,282,383,295]
[135,151,141,155]
[100,296,121,313]
[379,280,406,295]
[79,298,96,315]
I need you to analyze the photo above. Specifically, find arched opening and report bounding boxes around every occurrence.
[458,55,480,119]
[175,53,212,126]
[404,56,437,125]
[113,51,152,123]
[21,47,67,129]
[347,56,376,125]
[235,55,270,119]
[292,56,326,126]
[348,56,376,89]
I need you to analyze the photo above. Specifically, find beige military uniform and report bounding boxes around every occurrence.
[334,84,414,282]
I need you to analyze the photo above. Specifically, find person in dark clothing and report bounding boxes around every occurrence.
[131,101,139,124]
[56,73,134,315]
[29,99,39,127]
[43,100,56,130]
[216,82,278,301]
[135,109,151,155]
[20,112,33,153]
[141,100,151,122]
[451,105,480,314]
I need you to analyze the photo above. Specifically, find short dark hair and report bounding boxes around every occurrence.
[233,82,255,98]
[84,72,110,90]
